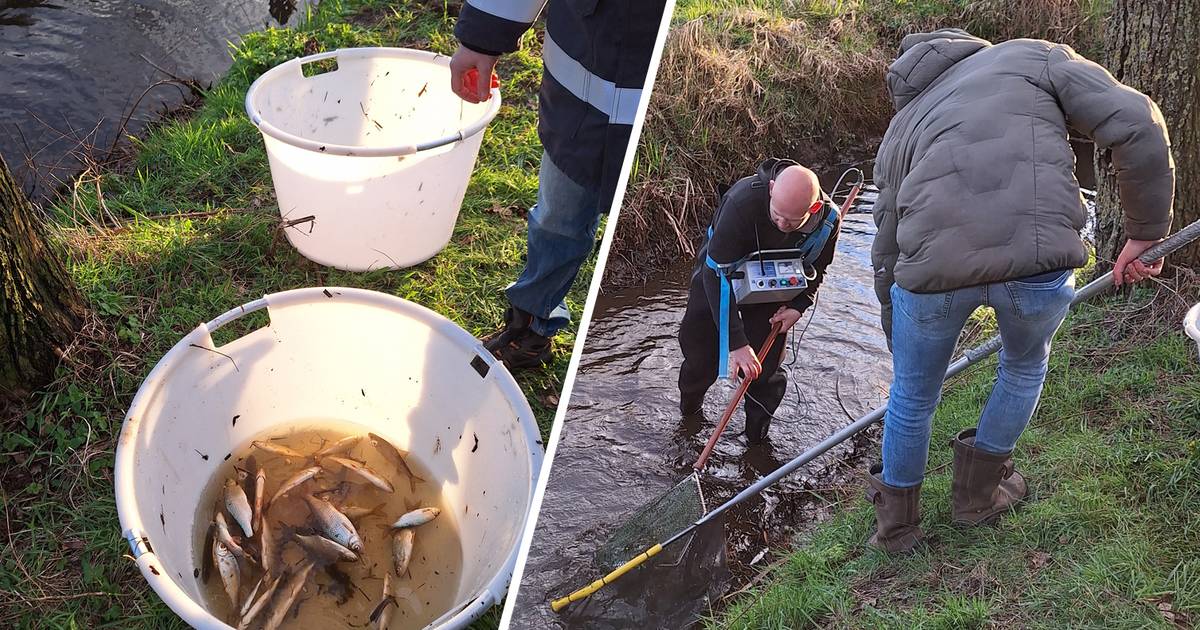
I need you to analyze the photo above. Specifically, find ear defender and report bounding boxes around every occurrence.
[809,200,823,214]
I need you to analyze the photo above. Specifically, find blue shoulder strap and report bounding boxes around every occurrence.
[705,224,733,379]
[797,205,839,266]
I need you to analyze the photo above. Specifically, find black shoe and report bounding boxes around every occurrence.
[482,306,534,351]
[482,307,553,371]
[744,413,772,445]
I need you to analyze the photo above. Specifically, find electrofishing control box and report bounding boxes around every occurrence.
[730,251,810,305]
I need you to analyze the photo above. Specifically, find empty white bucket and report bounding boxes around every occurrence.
[1186,302,1200,362]
[245,48,501,271]
[113,287,541,629]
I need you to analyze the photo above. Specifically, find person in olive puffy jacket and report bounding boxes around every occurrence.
[865,29,1174,553]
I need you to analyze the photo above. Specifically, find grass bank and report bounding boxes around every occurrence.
[711,274,1200,628]
[606,0,1107,287]
[0,1,573,627]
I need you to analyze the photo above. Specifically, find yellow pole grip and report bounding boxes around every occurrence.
[550,543,663,613]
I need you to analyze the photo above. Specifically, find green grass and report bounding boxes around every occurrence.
[0,1,577,627]
[710,280,1200,628]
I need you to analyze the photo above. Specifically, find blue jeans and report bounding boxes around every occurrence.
[882,270,1075,487]
[505,152,602,337]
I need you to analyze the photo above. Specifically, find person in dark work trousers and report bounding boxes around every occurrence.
[449,0,668,370]
[678,159,840,444]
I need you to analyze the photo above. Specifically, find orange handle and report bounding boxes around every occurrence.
[694,321,784,471]
[462,68,500,97]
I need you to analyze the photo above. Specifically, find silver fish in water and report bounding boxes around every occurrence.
[259,521,277,576]
[341,503,384,522]
[214,512,246,558]
[237,572,281,629]
[252,440,307,460]
[212,539,240,611]
[224,478,254,537]
[368,432,425,492]
[268,465,321,506]
[391,527,415,577]
[303,495,363,553]
[260,561,314,630]
[294,532,358,563]
[321,455,394,493]
[369,572,396,629]
[252,466,266,533]
[315,434,361,458]
[391,507,440,529]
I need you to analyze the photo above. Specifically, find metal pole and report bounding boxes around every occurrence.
[697,219,1200,527]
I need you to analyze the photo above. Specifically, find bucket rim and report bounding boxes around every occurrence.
[113,287,543,629]
[244,47,502,157]
[1186,302,1200,339]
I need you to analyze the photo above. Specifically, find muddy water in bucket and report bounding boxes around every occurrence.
[512,199,892,628]
[192,421,462,629]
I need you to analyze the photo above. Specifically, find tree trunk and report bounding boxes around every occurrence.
[0,155,85,406]
[1094,0,1200,271]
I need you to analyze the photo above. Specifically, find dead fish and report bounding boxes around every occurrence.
[201,521,216,584]
[391,527,415,576]
[252,440,307,459]
[312,480,353,506]
[214,512,246,558]
[224,478,254,537]
[315,435,361,458]
[391,507,440,529]
[252,466,267,533]
[369,432,425,492]
[260,521,277,576]
[212,539,240,611]
[240,573,265,618]
[304,495,363,553]
[321,455,394,493]
[369,572,397,629]
[294,532,358,563]
[260,561,314,630]
[238,572,281,629]
[268,466,322,506]
[341,503,385,522]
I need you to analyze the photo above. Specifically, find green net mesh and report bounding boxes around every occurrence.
[593,473,706,571]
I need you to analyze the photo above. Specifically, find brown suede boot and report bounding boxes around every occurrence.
[950,428,1028,525]
[864,463,925,553]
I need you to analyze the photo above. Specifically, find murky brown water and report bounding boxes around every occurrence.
[192,421,462,629]
[511,175,893,628]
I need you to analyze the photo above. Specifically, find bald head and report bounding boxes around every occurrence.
[768,165,822,232]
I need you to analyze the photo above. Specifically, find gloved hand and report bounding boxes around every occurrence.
[449,45,499,103]
[729,345,761,381]
[769,305,803,331]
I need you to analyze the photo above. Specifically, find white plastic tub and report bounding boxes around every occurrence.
[113,288,541,629]
[245,48,501,271]
[1186,302,1200,362]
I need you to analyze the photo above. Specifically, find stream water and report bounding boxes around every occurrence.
[0,0,310,199]
[511,175,893,628]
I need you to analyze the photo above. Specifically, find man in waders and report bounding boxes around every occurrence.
[678,160,840,444]
[866,29,1173,553]
[449,0,668,370]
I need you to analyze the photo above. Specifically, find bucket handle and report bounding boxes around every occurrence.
[296,50,342,78]
[204,298,269,335]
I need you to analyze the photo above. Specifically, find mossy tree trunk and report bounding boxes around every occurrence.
[1094,0,1200,270]
[0,155,85,406]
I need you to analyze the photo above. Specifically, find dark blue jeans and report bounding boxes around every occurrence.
[505,152,602,337]
[882,270,1075,487]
